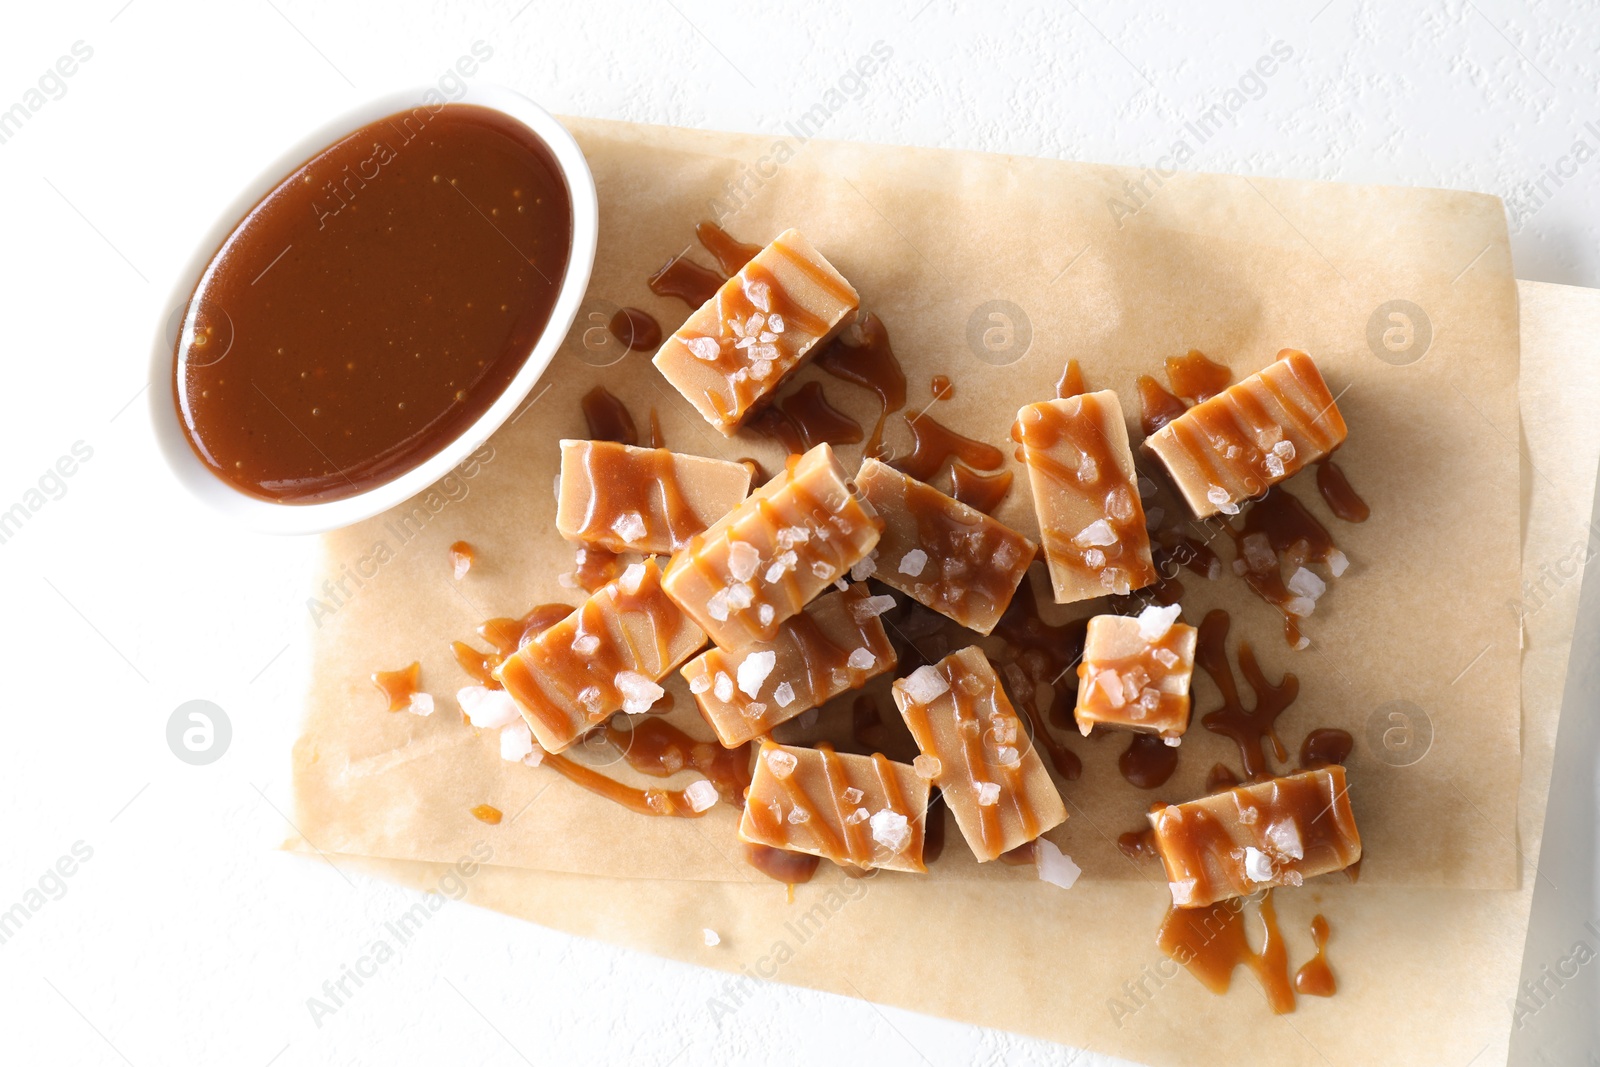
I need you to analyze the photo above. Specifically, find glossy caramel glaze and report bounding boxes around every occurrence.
[948,464,1013,515]
[373,661,423,712]
[647,254,723,308]
[1055,359,1086,399]
[581,385,638,445]
[1294,914,1336,996]
[747,382,863,453]
[1196,609,1296,780]
[607,307,662,352]
[897,412,1006,483]
[815,313,905,459]
[1315,458,1369,522]
[1157,890,1294,1013]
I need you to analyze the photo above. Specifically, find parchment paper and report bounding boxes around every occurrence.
[301,281,1600,1067]
[291,117,1523,895]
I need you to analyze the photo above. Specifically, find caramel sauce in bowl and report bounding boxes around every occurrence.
[148,85,597,533]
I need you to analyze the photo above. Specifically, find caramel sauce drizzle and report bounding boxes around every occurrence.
[897,412,1006,483]
[581,385,638,446]
[1157,889,1294,1014]
[602,716,753,807]
[1165,349,1232,404]
[572,545,623,593]
[540,752,716,818]
[372,661,422,712]
[815,313,905,458]
[930,374,953,400]
[1298,728,1353,768]
[452,603,582,687]
[1294,914,1336,996]
[607,307,662,352]
[647,254,723,308]
[695,221,762,275]
[1196,609,1295,781]
[569,440,708,552]
[745,742,925,870]
[470,804,503,825]
[648,408,665,449]
[1315,458,1368,522]
[992,578,1085,780]
[1055,359,1086,399]
[1206,762,1241,793]
[1229,486,1339,647]
[747,381,863,453]
[447,540,475,579]
[949,463,1013,515]
[1013,394,1158,592]
[744,842,822,885]
[1118,733,1181,789]
[1136,375,1187,436]
[1117,825,1161,861]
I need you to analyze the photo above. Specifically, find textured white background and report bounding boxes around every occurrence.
[0,2,1594,1065]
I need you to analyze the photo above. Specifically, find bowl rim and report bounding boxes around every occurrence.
[148,83,598,535]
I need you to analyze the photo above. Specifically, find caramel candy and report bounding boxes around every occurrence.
[853,458,1036,636]
[653,228,859,435]
[1148,765,1362,908]
[661,443,880,650]
[494,559,706,753]
[682,584,897,748]
[1144,350,1348,519]
[1074,605,1197,740]
[1016,390,1157,604]
[555,439,751,555]
[891,646,1067,862]
[739,741,930,872]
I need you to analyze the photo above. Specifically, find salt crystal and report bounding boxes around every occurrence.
[702,928,721,946]
[727,541,760,582]
[1237,804,1260,825]
[846,807,870,825]
[618,562,646,594]
[1231,559,1248,576]
[1292,635,1310,651]
[1153,647,1180,669]
[991,716,1018,744]
[737,650,777,697]
[869,809,911,851]
[899,549,928,576]
[686,336,721,361]
[1265,819,1305,861]
[850,594,897,621]
[1106,486,1136,522]
[1098,667,1126,708]
[1207,485,1231,508]
[1035,838,1082,890]
[407,693,435,718]
[787,806,810,824]
[903,665,950,704]
[713,671,734,703]
[1136,603,1181,641]
[1287,566,1326,600]
[750,359,773,381]
[707,589,730,622]
[1283,596,1316,618]
[1242,533,1276,573]
[992,540,1019,569]
[850,554,878,581]
[834,578,850,592]
[611,511,648,544]
[811,560,833,580]
[975,781,1001,806]
[523,745,544,768]
[758,604,775,627]
[1328,549,1349,577]
[1273,440,1296,461]
[572,633,600,656]
[1243,846,1274,883]
[996,745,1020,766]
[764,749,798,779]
[773,682,795,708]
[1138,688,1161,712]
[913,755,942,779]
[1162,735,1181,747]
[775,526,810,549]
[558,572,579,589]
[616,671,664,715]
[726,583,754,610]
[458,686,521,729]
[1170,879,1199,906]
[452,552,471,581]
[578,686,604,715]
[684,779,719,813]
[746,702,766,715]
[1073,519,1117,548]
[1264,453,1285,478]
[846,647,876,671]
[842,787,864,805]
[1077,452,1098,482]
[498,721,534,762]
[1084,547,1107,569]
[689,673,712,695]
[1206,559,1223,581]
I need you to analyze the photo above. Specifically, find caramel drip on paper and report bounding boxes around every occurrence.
[1294,915,1336,996]
[1055,358,1086,399]
[695,221,762,276]
[606,307,662,352]
[1315,458,1369,522]
[897,412,1005,483]
[747,382,863,453]
[372,661,422,712]
[1157,889,1295,1014]
[1298,728,1353,768]
[1119,734,1180,789]
[1227,486,1339,647]
[581,385,638,446]
[601,716,753,807]
[815,313,905,458]
[647,255,723,308]
[948,464,1012,514]
[1165,349,1232,403]
[1195,609,1296,781]
[1137,375,1187,436]
[930,374,953,400]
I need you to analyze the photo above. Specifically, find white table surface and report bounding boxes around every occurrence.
[2,2,1594,1064]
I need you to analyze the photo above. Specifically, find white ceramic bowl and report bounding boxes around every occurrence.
[149,84,597,535]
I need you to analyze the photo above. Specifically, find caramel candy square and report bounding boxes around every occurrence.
[1074,605,1197,740]
[682,584,897,748]
[739,741,930,873]
[555,440,751,555]
[1144,350,1348,519]
[1016,390,1157,604]
[661,443,880,650]
[494,559,706,753]
[891,646,1067,862]
[1149,765,1362,908]
[854,458,1036,636]
[653,229,859,434]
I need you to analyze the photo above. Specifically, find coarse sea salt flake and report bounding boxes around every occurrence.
[1036,838,1082,890]
[869,809,910,851]
[459,686,520,729]
[811,560,833,580]
[616,671,664,715]
[1136,603,1181,641]
[1283,596,1316,618]
[686,336,720,361]
[899,549,928,576]
[902,665,950,705]
[726,583,754,610]
[611,511,648,544]
[1274,440,1296,461]
[1328,549,1349,577]
[772,681,795,708]
[913,754,942,779]
[975,781,1001,807]
[847,647,876,671]
[1244,846,1274,883]
[1266,819,1304,860]
[758,604,775,627]
[846,806,870,825]
[727,541,760,582]
[689,673,711,695]
[702,928,720,946]
[1153,647,1180,669]
[684,779,719,813]
[737,650,777,698]
[850,554,877,581]
[1243,533,1276,573]
[1287,566,1326,600]
[764,749,798,779]
[713,671,734,703]
[707,589,730,622]
[572,633,600,656]
[499,721,534,762]
[851,594,897,622]
[1074,519,1117,548]
[787,806,810,824]
[407,693,435,717]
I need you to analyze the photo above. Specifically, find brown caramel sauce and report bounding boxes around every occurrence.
[1117,826,1160,861]
[602,716,753,807]
[448,540,475,579]
[1158,889,1294,1013]
[1230,486,1339,646]
[948,463,1013,515]
[747,381,863,453]
[1118,733,1180,789]
[568,440,708,552]
[1136,375,1187,436]
[607,307,663,352]
[540,752,718,818]
[931,375,953,400]
[1055,359,1086,399]
[695,221,762,275]
[735,456,769,486]
[1196,609,1296,781]
[815,313,906,458]
[372,661,422,712]
[1294,914,1336,996]
[572,545,623,593]
[1165,349,1232,404]
[471,804,503,825]
[744,842,822,886]
[452,604,573,688]
[1315,458,1369,522]
[581,385,638,445]
[991,578,1085,781]
[922,790,948,864]
[1299,728,1353,768]
[897,412,1006,483]
[648,408,665,449]
[646,253,723,308]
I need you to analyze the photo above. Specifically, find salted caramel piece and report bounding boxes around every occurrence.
[494,559,706,753]
[1016,390,1157,604]
[891,646,1067,862]
[1144,350,1348,519]
[661,443,880,650]
[739,741,929,872]
[1074,605,1198,740]
[854,458,1035,636]
[555,440,751,555]
[682,584,897,748]
[1149,765,1362,908]
[653,228,860,435]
